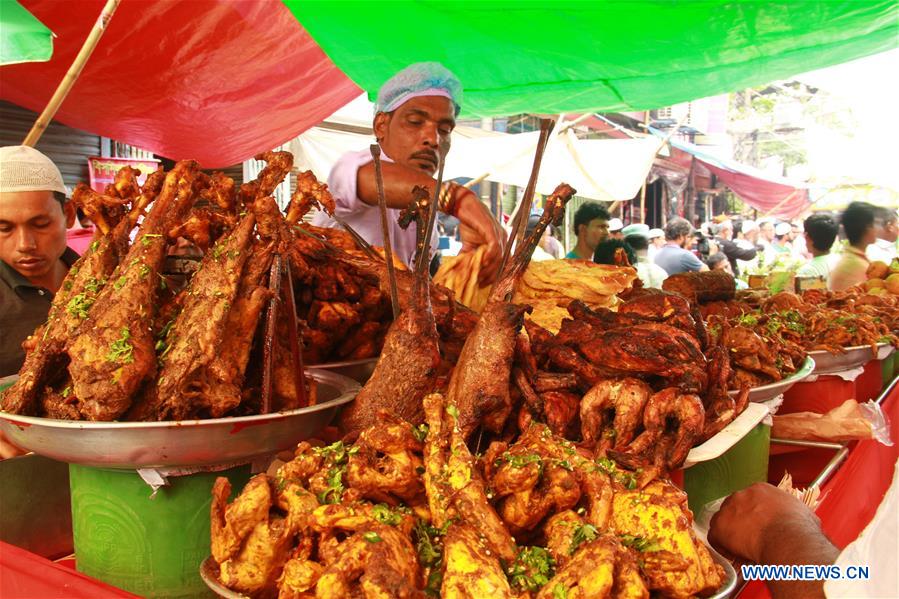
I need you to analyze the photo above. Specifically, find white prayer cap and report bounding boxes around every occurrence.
[608,217,624,232]
[774,222,791,236]
[741,220,759,233]
[647,228,664,239]
[621,223,649,237]
[0,145,67,195]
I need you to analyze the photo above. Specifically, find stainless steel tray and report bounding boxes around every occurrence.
[0,369,358,470]
[729,356,816,403]
[306,357,378,384]
[808,343,892,375]
[199,541,738,598]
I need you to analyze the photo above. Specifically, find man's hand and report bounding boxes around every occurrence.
[455,190,507,285]
[709,482,834,564]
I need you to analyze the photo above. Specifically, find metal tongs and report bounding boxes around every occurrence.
[260,253,307,413]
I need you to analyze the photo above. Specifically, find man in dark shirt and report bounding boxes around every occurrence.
[0,145,77,377]
[714,219,757,276]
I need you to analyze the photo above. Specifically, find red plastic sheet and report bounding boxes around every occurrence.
[0,0,361,167]
[0,542,138,598]
[701,162,810,220]
[739,383,899,599]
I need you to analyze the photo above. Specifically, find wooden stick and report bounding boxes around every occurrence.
[499,118,554,275]
[370,144,400,319]
[261,254,283,414]
[639,111,650,223]
[23,0,121,147]
[416,146,446,275]
[281,254,308,408]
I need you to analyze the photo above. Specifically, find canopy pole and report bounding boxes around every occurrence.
[23,0,121,147]
[639,110,650,223]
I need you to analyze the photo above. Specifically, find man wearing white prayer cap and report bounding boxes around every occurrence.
[608,217,625,240]
[646,227,665,262]
[312,62,505,283]
[0,146,77,377]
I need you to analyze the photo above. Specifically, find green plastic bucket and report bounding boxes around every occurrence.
[69,463,251,598]
[684,422,771,515]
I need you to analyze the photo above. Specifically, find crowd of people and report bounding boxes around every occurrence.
[537,199,898,292]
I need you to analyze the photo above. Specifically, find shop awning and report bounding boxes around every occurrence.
[288,1,897,117]
[0,0,361,167]
[1,0,895,167]
[0,0,52,66]
[654,129,812,219]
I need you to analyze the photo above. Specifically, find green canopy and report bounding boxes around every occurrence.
[0,0,53,66]
[287,1,897,117]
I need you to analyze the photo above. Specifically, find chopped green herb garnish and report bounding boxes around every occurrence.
[569,523,598,554]
[66,293,95,319]
[141,233,162,246]
[446,404,459,419]
[552,583,568,599]
[619,534,661,552]
[372,503,404,526]
[362,531,382,543]
[106,327,134,364]
[412,423,429,442]
[507,546,555,592]
[138,264,151,279]
[113,275,128,290]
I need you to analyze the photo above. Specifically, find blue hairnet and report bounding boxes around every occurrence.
[375,62,462,116]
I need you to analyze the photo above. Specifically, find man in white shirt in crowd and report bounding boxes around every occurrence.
[795,213,838,284]
[654,217,708,275]
[830,201,877,292]
[647,227,664,263]
[622,224,667,288]
[866,208,897,265]
[735,219,761,273]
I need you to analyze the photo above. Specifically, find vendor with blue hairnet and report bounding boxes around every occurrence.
[312,62,506,283]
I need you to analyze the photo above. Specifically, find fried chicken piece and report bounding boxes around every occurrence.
[544,510,584,566]
[450,184,575,439]
[314,525,420,599]
[580,378,653,452]
[278,558,323,598]
[220,515,293,594]
[611,480,725,597]
[71,183,130,235]
[569,323,708,394]
[67,160,201,421]
[722,325,782,381]
[536,536,648,599]
[138,212,257,420]
[337,201,442,438]
[346,413,425,504]
[286,170,337,224]
[662,270,736,304]
[441,522,514,599]
[210,475,272,564]
[239,150,294,204]
[542,390,581,439]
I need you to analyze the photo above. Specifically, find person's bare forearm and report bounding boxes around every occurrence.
[757,519,839,599]
[357,162,438,210]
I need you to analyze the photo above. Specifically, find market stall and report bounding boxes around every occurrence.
[2,2,898,598]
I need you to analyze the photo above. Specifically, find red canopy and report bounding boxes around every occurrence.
[0,0,360,167]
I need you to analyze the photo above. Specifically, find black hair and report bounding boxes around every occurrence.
[573,202,610,234]
[803,213,838,253]
[593,239,636,266]
[53,191,67,208]
[706,252,728,269]
[733,220,744,235]
[840,201,876,246]
[624,233,648,251]
[665,217,692,241]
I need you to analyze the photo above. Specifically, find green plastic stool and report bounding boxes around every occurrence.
[70,463,251,598]
[684,423,771,515]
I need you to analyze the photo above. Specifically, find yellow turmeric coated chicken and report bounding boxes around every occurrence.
[610,480,725,598]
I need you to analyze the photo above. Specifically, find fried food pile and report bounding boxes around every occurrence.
[512,289,748,479]
[2,154,325,421]
[210,396,726,598]
[433,245,492,312]
[701,289,897,388]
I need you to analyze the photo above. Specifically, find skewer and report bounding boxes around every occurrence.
[416,146,447,275]
[281,254,308,408]
[261,255,283,414]
[371,144,400,319]
[329,212,382,261]
[499,118,554,275]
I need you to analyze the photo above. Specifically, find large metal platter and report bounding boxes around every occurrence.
[0,369,358,470]
[307,357,378,384]
[729,356,816,403]
[200,543,737,599]
[808,343,893,375]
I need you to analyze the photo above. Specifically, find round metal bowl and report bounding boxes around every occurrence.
[306,357,378,384]
[0,369,358,470]
[808,343,893,375]
[729,356,816,403]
